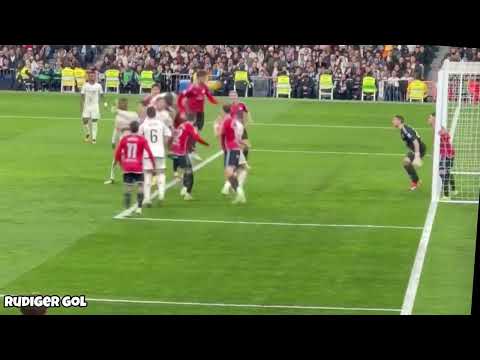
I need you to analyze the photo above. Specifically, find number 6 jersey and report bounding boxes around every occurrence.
[139,115,172,158]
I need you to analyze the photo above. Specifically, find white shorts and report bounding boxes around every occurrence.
[143,157,166,171]
[239,151,248,166]
[82,106,100,120]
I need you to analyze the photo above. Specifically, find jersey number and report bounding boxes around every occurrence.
[126,142,137,159]
[150,129,158,143]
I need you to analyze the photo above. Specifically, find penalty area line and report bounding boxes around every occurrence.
[118,217,423,231]
[113,150,223,219]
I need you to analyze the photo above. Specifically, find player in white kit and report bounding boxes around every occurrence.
[104,98,140,184]
[80,71,104,144]
[139,106,172,206]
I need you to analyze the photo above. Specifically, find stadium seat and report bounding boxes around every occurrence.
[361,76,377,101]
[105,69,120,94]
[407,79,428,102]
[74,67,86,91]
[318,73,333,100]
[60,67,75,93]
[276,75,291,98]
[234,70,249,97]
[139,70,154,94]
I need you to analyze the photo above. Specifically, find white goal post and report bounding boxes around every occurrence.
[432,60,480,204]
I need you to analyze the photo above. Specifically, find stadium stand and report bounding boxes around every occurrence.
[0,45,441,102]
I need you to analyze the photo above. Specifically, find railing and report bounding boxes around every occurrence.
[0,69,436,102]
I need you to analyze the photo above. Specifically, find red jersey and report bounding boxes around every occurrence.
[230,102,249,122]
[115,134,155,173]
[221,115,244,151]
[177,83,217,113]
[440,128,455,158]
[171,121,209,156]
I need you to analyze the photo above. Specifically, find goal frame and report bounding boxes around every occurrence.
[432,60,480,204]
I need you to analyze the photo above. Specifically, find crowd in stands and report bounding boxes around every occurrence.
[1,45,439,101]
[444,47,480,63]
[0,45,103,91]
[96,45,438,100]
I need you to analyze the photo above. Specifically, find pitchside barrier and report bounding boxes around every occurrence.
[1,69,437,103]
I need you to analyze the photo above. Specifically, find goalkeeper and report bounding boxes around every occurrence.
[391,115,427,191]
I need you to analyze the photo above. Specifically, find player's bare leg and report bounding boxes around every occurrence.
[225,166,245,204]
[143,171,153,207]
[182,168,194,200]
[403,157,421,191]
[124,183,133,209]
[91,119,98,144]
[157,169,166,201]
[135,182,144,215]
[105,157,116,184]
[82,118,91,143]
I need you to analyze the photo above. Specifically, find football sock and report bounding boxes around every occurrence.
[223,180,231,192]
[404,164,419,183]
[92,122,98,141]
[228,175,239,191]
[158,173,166,199]
[183,172,194,193]
[109,160,116,180]
[137,192,144,208]
[144,173,152,203]
[440,172,449,196]
[450,173,456,191]
[124,192,131,208]
[237,168,248,187]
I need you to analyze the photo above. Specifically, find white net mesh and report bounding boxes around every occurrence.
[440,61,480,203]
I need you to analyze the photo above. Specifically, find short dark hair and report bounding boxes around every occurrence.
[146,106,156,118]
[394,115,405,123]
[223,104,231,113]
[130,120,140,133]
[118,98,128,110]
[152,83,160,90]
[197,69,207,78]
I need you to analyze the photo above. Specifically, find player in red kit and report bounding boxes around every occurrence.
[220,104,248,203]
[114,121,156,215]
[170,111,210,200]
[427,112,457,199]
[177,69,219,161]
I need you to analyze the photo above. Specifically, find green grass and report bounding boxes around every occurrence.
[0,92,477,315]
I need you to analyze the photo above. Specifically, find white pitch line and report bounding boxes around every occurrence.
[117,217,423,231]
[113,150,223,219]
[0,114,431,130]
[400,200,438,315]
[0,294,399,312]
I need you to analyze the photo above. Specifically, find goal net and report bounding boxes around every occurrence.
[433,60,480,204]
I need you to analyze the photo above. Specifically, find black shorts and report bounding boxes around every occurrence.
[224,150,241,168]
[439,157,455,173]
[186,112,205,131]
[123,172,144,184]
[407,144,427,162]
[171,154,192,171]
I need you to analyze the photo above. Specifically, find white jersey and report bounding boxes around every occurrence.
[139,116,172,158]
[81,82,103,110]
[156,109,173,128]
[115,110,139,132]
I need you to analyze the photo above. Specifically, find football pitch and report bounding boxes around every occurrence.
[0,92,477,315]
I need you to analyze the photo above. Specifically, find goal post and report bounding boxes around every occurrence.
[432,60,480,204]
